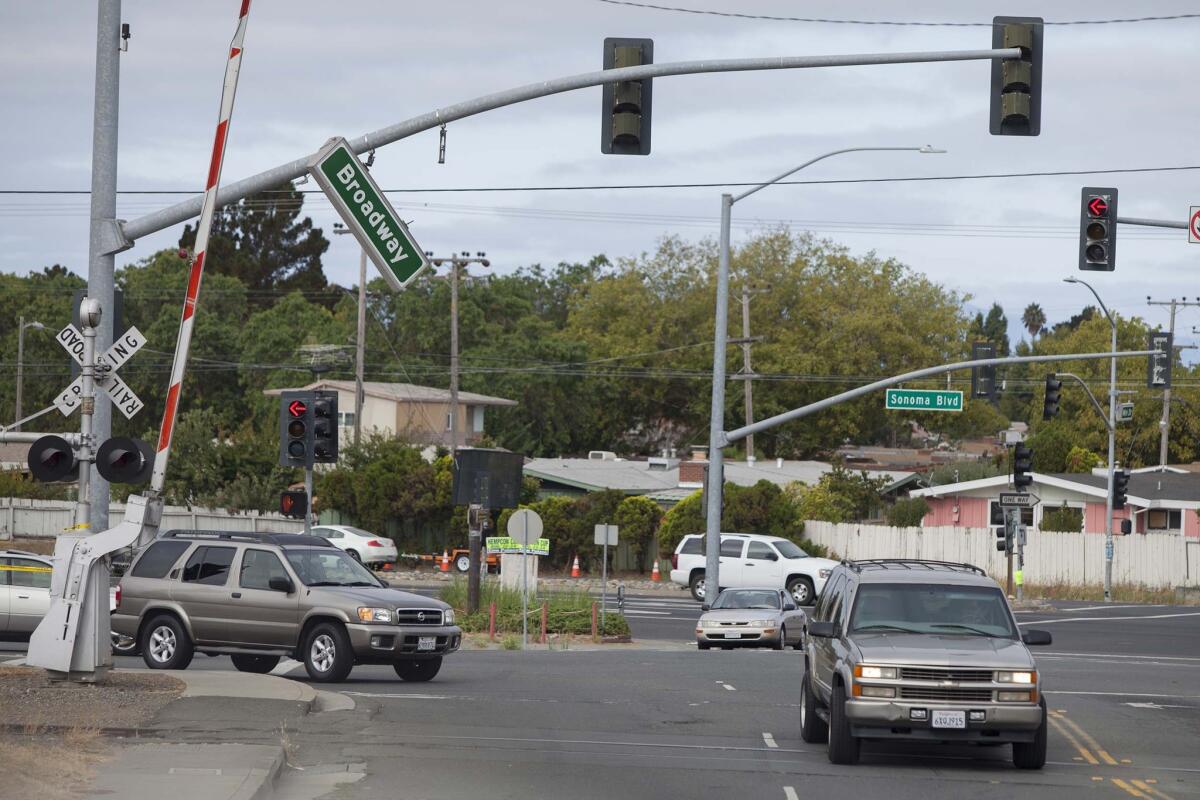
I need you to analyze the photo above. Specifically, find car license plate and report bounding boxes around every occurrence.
[417,636,437,651]
[931,710,966,729]
[724,631,741,639]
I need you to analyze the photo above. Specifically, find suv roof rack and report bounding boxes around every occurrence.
[843,558,987,576]
[161,530,333,548]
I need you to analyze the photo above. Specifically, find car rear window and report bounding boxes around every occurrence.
[679,537,704,555]
[181,546,236,586]
[130,540,191,579]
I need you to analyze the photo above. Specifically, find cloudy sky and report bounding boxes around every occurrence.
[3,1,1199,350]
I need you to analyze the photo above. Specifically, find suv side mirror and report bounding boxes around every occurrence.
[807,621,837,638]
[268,575,294,593]
[700,604,711,612]
[1021,629,1052,646]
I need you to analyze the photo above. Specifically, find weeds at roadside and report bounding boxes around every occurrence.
[501,634,520,650]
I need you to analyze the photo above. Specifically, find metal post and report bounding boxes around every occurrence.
[355,247,367,447]
[1159,300,1175,469]
[467,503,481,615]
[1015,521,1025,601]
[449,263,459,452]
[521,513,528,650]
[86,0,122,534]
[740,286,755,461]
[15,317,25,431]
[1104,319,1116,602]
[1005,509,1014,597]
[704,194,734,602]
[77,316,97,530]
[304,466,313,536]
[601,536,608,632]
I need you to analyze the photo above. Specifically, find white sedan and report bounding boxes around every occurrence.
[310,525,398,567]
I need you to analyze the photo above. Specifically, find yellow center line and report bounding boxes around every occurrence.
[1132,779,1176,800]
[1111,778,1152,798]
[1052,712,1120,766]
[1047,714,1099,765]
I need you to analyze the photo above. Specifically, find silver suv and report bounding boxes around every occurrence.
[801,559,1052,769]
[112,530,461,683]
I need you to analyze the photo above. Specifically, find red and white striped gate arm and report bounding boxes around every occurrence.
[151,0,252,492]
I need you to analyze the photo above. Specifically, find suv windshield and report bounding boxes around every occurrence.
[771,539,808,559]
[712,589,781,610]
[849,583,1017,639]
[284,548,383,587]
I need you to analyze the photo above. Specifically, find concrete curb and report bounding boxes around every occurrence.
[239,746,286,800]
[169,668,317,710]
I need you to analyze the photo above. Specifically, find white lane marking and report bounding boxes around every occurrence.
[621,610,673,617]
[1049,690,1200,699]
[1041,650,1200,662]
[1019,611,1200,625]
[1125,701,1196,710]
[269,657,304,677]
[784,787,799,800]
[723,683,736,691]
[762,732,778,748]
[342,692,453,699]
[1065,604,1162,612]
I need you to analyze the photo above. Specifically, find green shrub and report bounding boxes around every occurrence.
[886,497,930,527]
[440,579,629,636]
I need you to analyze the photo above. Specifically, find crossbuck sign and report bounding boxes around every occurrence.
[54,325,147,419]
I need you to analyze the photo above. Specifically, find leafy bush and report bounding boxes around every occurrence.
[886,497,930,527]
[0,471,70,501]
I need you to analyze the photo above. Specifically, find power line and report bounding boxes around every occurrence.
[591,1,1200,27]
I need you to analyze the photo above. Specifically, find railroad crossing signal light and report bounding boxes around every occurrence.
[1113,469,1130,510]
[989,16,1043,136]
[971,342,997,399]
[311,391,338,464]
[601,37,653,155]
[1079,187,1118,271]
[95,437,153,484]
[280,490,308,519]
[1013,443,1033,489]
[28,435,77,482]
[1042,374,1062,420]
[280,391,314,468]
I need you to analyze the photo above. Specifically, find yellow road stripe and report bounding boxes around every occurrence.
[1053,712,1120,765]
[1047,715,1099,765]
[1112,778,1151,798]
[1132,779,1176,800]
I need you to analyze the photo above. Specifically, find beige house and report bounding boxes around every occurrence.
[265,380,517,449]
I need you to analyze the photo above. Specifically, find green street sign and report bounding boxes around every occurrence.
[308,137,431,291]
[885,388,963,413]
[486,536,550,556]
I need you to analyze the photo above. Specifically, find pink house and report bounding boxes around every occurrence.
[910,470,1200,538]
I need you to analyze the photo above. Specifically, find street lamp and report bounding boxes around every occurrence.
[703,145,945,600]
[14,317,46,431]
[1063,276,1119,602]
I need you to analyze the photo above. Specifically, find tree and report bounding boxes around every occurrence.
[1064,446,1102,473]
[1021,303,1046,339]
[887,497,930,527]
[983,303,1011,356]
[613,495,662,572]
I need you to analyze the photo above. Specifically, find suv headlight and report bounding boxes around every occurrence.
[443,609,455,625]
[357,607,394,623]
[997,670,1036,684]
[854,665,898,680]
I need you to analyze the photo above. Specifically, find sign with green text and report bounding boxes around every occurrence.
[308,137,431,291]
[486,536,550,556]
[885,388,963,413]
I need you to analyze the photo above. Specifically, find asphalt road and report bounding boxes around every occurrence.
[5,599,1199,799]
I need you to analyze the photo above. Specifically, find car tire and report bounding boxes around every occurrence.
[347,550,361,563]
[1012,697,1048,770]
[393,656,442,682]
[787,576,816,607]
[689,572,707,602]
[140,614,194,671]
[455,555,471,573]
[303,622,354,683]
[697,642,712,650]
[826,681,860,765]
[773,626,786,651]
[231,654,281,674]
[800,672,828,744]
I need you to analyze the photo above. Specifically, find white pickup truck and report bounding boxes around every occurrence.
[668,532,837,606]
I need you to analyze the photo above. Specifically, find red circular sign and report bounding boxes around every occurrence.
[1190,207,1200,243]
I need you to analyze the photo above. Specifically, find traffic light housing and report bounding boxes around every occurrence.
[989,16,1043,136]
[280,391,314,468]
[28,435,77,482]
[1113,469,1130,510]
[971,342,996,399]
[280,490,307,519]
[601,37,653,155]
[990,503,1005,526]
[312,390,338,464]
[1042,374,1062,420]
[995,509,1013,552]
[1079,187,1118,271]
[95,437,153,484]
[1013,443,1033,489]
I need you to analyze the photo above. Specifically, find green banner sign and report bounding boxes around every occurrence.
[308,137,430,291]
[884,388,963,412]
[486,536,550,556]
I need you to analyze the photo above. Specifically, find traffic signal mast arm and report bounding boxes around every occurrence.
[1117,216,1189,230]
[116,45,1020,247]
[1049,372,1114,432]
[721,349,1155,447]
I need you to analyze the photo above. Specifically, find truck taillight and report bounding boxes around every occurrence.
[115,585,121,608]
[671,554,678,570]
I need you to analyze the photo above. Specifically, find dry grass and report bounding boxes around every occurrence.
[0,729,110,800]
[1017,581,1196,605]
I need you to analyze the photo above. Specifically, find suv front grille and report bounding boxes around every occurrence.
[900,686,994,702]
[900,667,993,683]
[396,608,443,625]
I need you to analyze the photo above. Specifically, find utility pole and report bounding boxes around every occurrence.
[1147,297,1199,469]
[14,318,45,431]
[730,284,767,462]
[333,219,372,447]
[425,252,490,452]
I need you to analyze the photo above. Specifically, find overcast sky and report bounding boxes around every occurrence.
[3,1,1198,351]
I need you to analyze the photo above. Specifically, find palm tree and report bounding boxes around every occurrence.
[1021,303,1046,339]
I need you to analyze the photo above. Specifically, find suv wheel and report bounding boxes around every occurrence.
[826,681,860,765]
[140,614,194,671]
[800,672,828,744]
[787,576,815,607]
[303,622,354,683]
[689,572,707,602]
[1012,697,1047,770]
[393,656,442,682]
[231,654,281,674]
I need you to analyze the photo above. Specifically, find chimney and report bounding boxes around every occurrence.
[690,445,708,462]
[679,457,708,487]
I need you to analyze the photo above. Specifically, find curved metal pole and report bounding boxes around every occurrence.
[118,47,1016,245]
[732,146,939,204]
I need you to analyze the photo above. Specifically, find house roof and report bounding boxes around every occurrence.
[911,471,1200,509]
[264,380,517,407]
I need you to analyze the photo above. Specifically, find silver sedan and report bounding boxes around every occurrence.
[695,588,806,650]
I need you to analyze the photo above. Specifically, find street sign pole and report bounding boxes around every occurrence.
[303,466,313,536]
[595,524,618,633]
[1005,509,1014,597]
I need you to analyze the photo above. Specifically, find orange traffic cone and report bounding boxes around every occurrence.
[651,559,661,582]
[440,550,450,573]
[571,554,581,578]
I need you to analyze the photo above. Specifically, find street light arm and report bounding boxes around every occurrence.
[732,146,931,204]
[1055,372,1113,432]
[1064,277,1115,330]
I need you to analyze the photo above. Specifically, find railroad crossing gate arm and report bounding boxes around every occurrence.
[721,349,1155,445]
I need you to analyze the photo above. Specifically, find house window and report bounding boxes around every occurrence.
[989,501,1033,528]
[337,411,355,428]
[1039,504,1083,533]
[1147,509,1182,532]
